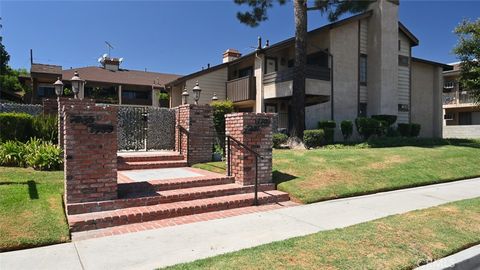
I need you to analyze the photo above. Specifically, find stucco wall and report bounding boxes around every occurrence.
[411,61,443,138]
[443,125,480,138]
[263,79,330,99]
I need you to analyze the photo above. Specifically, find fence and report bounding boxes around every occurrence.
[0,103,43,115]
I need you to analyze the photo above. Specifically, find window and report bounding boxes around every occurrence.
[398,40,401,51]
[359,54,367,85]
[359,103,367,117]
[398,104,410,112]
[265,104,277,113]
[238,67,253,78]
[399,55,409,67]
[37,86,55,97]
[444,113,454,121]
[307,51,329,68]
[265,57,278,74]
[122,90,150,100]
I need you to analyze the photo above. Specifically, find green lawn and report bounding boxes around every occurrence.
[0,167,69,252]
[163,197,480,270]
[194,141,480,203]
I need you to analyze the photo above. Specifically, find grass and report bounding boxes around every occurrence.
[163,197,480,270]
[0,166,69,252]
[194,140,480,203]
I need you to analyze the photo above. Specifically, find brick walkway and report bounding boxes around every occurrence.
[72,201,298,241]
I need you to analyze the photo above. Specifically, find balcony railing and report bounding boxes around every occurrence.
[226,76,256,102]
[263,65,330,85]
[443,91,476,105]
[443,81,455,90]
[459,91,475,104]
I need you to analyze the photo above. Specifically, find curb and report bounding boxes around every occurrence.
[415,244,480,270]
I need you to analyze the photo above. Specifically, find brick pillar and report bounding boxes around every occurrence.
[225,113,274,186]
[42,98,58,115]
[175,104,214,165]
[58,98,95,149]
[63,102,118,204]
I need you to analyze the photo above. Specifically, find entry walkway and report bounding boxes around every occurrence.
[2,178,480,270]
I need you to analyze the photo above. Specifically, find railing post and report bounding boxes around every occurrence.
[254,155,258,206]
[227,136,231,177]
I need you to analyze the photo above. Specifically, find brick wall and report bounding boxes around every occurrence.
[225,113,274,186]
[63,102,118,204]
[175,104,214,165]
[58,98,95,149]
[42,98,58,115]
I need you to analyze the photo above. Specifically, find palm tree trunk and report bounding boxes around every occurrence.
[291,0,307,139]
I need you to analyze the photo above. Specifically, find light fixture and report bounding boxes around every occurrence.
[212,92,218,101]
[192,81,202,105]
[70,71,84,99]
[53,77,64,96]
[181,85,189,105]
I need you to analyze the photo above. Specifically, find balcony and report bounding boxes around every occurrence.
[443,91,476,107]
[226,76,256,103]
[263,65,330,85]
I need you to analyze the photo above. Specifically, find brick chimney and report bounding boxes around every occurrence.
[100,56,123,71]
[222,49,241,63]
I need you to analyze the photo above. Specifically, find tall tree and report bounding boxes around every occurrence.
[453,18,480,103]
[235,0,371,139]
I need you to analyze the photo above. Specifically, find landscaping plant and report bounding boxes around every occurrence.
[303,129,325,149]
[0,140,27,167]
[355,117,382,140]
[340,120,353,141]
[273,133,288,148]
[0,112,33,142]
[0,139,62,170]
[211,100,234,153]
[318,120,336,144]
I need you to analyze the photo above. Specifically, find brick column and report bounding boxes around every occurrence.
[63,102,118,204]
[175,104,214,165]
[58,98,95,149]
[225,113,274,186]
[42,98,58,115]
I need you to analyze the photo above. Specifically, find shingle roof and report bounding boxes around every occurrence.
[31,63,62,75]
[61,66,181,87]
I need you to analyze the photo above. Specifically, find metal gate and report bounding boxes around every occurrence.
[117,106,148,151]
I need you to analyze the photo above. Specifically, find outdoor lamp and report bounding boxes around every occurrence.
[181,85,189,105]
[53,77,64,96]
[70,71,84,99]
[192,81,202,105]
[212,92,218,101]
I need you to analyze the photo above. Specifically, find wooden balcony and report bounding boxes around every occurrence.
[263,65,330,85]
[226,76,256,103]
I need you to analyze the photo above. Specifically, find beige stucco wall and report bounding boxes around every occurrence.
[411,61,443,138]
[263,79,330,100]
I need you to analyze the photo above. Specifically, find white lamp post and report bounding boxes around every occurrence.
[53,77,64,97]
[212,92,218,101]
[70,71,84,99]
[192,81,201,105]
[181,85,189,105]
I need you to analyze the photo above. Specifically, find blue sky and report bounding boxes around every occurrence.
[1,1,479,75]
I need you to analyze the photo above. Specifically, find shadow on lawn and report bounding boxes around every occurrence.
[273,170,298,185]
[0,180,39,199]
[335,138,480,149]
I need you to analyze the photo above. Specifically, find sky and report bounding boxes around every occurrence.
[1,0,479,76]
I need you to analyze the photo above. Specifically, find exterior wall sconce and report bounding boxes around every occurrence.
[53,77,64,97]
[212,92,218,101]
[192,81,201,105]
[70,71,85,99]
[181,85,189,105]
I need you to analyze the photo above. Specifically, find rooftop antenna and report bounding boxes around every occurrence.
[105,41,114,57]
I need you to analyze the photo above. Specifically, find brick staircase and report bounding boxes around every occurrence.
[66,152,290,233]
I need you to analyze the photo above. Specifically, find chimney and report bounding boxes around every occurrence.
[100,56,123,71]
[222,49,242,63]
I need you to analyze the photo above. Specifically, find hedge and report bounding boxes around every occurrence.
[303,129,325,149]
[0,113,58,143]
[211,100,234,152]
[273,133,288,148]
[341,120,353,141]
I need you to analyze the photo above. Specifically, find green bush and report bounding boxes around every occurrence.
[340,120,353,141]
[371,115,397,126]
[322,128,335,144]
[211,100,235,152]
[397,123,412,137]
[411,123,421,137]
[25,139,62,171]
[386,126,400,137]
[355,117,382,140]
[318,120,336,129]
[0,140,28,167]
[303,129,325,149]
[273,133,288,148]
[0,113,33,142]
[32,115,58,143]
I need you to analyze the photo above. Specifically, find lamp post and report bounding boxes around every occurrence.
[70,71,84,99]
[192,81,201,105]
[53,77,64,97]
[212,92,218,101]
[181,85,189,105]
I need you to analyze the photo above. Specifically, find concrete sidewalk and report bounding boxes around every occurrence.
[2,178,480,270]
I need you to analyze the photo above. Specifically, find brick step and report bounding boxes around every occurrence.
[117,153,184,163]
[117,160,188,170]
[118,175,235,194]
[67,183,276,215]
[68,191,290,232]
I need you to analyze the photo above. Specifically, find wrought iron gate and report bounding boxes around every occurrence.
[117,106,148,151]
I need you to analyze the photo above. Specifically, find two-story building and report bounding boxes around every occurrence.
[442,62,480,138]
[166,0,451,139]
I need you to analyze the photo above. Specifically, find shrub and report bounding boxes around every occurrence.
[32,115,58,143]
[25,139,62,171]
[410,123,421,137]
[0,140,27,167]
[273,133,288,148]
[340,120,353,141]
[0,113,33,142]
[211,100,235,152]
[355,117,382,140]
[397,123,412,137]
[303,129,325,149]
[371,115,397,126]
[318,120,336,129]
[386,126,400,137]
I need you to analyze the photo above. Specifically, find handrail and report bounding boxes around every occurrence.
[177,125,190,162]
[226,135,263,206]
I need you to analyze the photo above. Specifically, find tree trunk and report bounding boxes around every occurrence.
[291,0,307,139]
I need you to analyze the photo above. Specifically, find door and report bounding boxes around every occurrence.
[118,106,148,151]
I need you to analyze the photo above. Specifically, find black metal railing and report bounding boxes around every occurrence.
[177,125,190,162]
[226,135,263,206]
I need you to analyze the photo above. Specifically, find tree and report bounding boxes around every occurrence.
[453,19,480,103]
[235,0,371,140]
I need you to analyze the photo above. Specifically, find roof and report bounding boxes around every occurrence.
[412,57,453,70]
[399,22,419,46]
[61,67,181,87]
[31,63,62,75]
